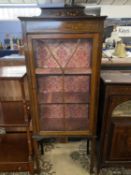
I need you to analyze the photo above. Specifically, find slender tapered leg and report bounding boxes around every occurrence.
[33,140,41,174]
[39,140,44,155]
[96,153,101,175]
[87,139,90,155]
[90,137,96,174]
[96,165,100,175]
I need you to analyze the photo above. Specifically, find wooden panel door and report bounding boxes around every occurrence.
[107,119,131,161]
[107,100,131,161]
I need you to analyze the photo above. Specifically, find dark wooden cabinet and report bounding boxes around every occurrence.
[97,70,131,173]
[0,66,34,173]
[101,57,131,70]
[19,5,106,173]
[0,55,25,66]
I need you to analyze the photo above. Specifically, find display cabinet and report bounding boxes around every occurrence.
[19,5,106,173]
[0,66,34,174]
[97,70,131,173]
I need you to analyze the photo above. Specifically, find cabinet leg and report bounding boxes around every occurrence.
[39,140,44,155]
[90,137,96,174]
[28,161,34,175]
[96,158,101,175]
[96,166,100,175]
[29,168,34,175]
[33,140,41,174]
[87,139,90,155]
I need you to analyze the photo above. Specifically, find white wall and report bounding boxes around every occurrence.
[101,5,131,18]
[0,5,131,19]
[0,5,131,44]
[0,20,21,44]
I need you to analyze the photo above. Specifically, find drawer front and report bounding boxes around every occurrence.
[108,85,131,96]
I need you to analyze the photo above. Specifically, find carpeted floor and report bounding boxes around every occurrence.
[0,140,131,175]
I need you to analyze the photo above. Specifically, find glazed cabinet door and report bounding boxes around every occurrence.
[27,33,100,135]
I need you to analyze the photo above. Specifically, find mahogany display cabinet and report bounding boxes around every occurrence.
[19,5,106,173]
[97,70,131,173]
[0,66,34,174]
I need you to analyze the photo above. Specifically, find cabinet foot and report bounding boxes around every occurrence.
[90,137,96,174]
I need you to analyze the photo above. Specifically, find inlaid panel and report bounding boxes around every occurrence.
[108,120,131,160]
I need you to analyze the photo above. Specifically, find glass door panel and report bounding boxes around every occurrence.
[64,75,90,104]
[39,104,64,131]
[37,75,63,104]
[32,37,92,132]
[33,38,92,71]
[65,104,89,131]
